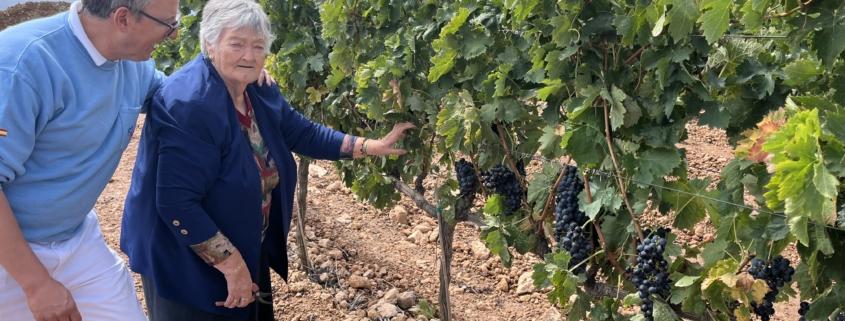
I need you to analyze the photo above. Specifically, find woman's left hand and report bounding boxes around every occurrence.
[366,122,416,156]
[257,69,276,86]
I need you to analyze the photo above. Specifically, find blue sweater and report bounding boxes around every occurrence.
[0,11,163,242]
[121,55,346,317]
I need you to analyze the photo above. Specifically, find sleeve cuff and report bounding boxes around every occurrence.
[189,231,235,265]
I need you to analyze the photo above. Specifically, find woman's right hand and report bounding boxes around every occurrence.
[213,250,258,308]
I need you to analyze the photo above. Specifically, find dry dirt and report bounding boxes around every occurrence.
[4,2,804,321]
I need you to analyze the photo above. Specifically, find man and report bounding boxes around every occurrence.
[0,0,179,320]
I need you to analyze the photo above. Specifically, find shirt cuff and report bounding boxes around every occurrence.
[189,231,236,265]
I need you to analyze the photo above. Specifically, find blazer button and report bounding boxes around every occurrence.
[172,220,181,226]
[180,229,189,235]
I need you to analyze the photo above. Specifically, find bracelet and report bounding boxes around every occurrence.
[360,138,369,156]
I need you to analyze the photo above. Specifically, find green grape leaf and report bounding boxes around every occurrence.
[699,0,731,44]
[813,6,845,68]
[782,59,822,87]
[485,229,512,267]
[653,301,680,321]
[428,48,458,82]
[441,7,472,37]
[675,275,701,287]
[701,239,728,268]
[664,179,717,229]
[537,79,565,101]
[634,148,683,186]
[527,164,559,214]
[600,86,628,130]
[652,12,667,37]
[538,125,563,159]
[763,109,838,244]
[484,194,505,217]
[806,284,845,320]
[462,30,490,59]
[702,259,739,290]
[568,295,590,321]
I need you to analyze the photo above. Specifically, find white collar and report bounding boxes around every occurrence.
[67,1,109,67]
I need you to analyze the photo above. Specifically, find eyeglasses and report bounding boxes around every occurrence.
[138,10,179,38]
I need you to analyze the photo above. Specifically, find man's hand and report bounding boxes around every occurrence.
[257,69,276,86]
[24,278,81,321]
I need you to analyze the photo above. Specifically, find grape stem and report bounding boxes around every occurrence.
[736,254,757,275]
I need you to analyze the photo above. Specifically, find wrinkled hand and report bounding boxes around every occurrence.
[257,68,276,86]
[24,278,81,321]
[213,251,258,308]
[367,122,416,156]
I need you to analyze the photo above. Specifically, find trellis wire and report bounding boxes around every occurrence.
[507,150,845,233]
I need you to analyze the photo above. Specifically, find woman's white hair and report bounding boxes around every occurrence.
[199,0,275,56]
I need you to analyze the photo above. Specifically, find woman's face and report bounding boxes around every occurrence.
[209,27,267,88]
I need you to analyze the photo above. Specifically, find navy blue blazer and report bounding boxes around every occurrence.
[121,55,345,317]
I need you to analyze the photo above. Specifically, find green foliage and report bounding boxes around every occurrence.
[152,0,845,318]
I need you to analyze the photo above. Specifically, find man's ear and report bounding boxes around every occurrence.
[111,7,133,32]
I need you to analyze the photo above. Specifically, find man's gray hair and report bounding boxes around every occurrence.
[82,0,151,18]
[200,0,275,56]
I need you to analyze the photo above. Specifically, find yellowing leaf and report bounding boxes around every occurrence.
[702,259,739,290]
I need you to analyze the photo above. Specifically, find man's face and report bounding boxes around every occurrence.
[122,0,180,61]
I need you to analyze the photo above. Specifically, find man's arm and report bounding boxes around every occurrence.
[0,68,81,320]
[0,191,81,321]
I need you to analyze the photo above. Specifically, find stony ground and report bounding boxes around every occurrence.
[4,3,803,320]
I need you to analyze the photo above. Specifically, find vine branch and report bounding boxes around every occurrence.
[600,98,644,240]
[392,178,484,227]
[539,156,572,222]
[584,172,628,277]
[494,122,528,190]
[768,0,813,18]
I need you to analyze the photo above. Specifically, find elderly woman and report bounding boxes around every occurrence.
[120,0,414,320]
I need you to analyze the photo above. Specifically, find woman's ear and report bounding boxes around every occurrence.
[206,43,215,61]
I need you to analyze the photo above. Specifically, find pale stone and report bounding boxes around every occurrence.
[377,303,401,318]
[495,278,509,292]
[381,288,400,305]
[516,272,535,295]
[390,205,410,225]
[428,230,439,242]
[396,291,417,310]
[348,275,372,289]
[471,240,491,259]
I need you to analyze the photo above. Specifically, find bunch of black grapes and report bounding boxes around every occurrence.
[553,166,592,273]
[798,301,809,321]
[480,165,524,215]
[632,228,671,321]
[455,159,478,198]
[747,255,795,321]
[835,312,845,321]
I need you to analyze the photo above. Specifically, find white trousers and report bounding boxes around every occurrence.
[0,211,147,321]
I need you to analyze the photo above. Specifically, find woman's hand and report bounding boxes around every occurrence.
[213,250,258,308]
[365,122,416,156]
